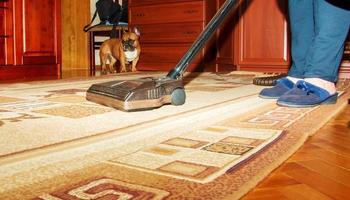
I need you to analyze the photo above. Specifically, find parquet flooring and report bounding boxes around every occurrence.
[242,103,350,200]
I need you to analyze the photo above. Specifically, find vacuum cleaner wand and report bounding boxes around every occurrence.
[167,0,239,79]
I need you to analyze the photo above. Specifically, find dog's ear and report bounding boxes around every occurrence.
[133,27,140,37]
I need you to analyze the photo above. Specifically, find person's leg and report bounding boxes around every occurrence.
[276,0,350,107]
[304,0,350,82]
[287,0,315,79]
[259,0,314,99]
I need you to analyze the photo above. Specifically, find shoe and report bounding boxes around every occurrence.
[259,77,295,99]
[277,81,338,108]
[253,73,287,86]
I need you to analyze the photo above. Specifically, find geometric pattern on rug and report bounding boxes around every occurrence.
[241,106,315,128]
[106,127,283,183]
[35,178,170,200]
[220,105,316,129]
[0,112,45,126]
[33,105,114,119]
[203,141,255,155]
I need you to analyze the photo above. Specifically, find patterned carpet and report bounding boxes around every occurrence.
[0,72,349,200]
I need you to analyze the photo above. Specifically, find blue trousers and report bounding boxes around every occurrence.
[288,0,350,82]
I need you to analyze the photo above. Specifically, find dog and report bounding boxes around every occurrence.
[99,27,141,74]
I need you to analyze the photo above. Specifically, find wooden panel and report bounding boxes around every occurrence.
[137,43,204,72]
[236,0,290,71]
[22,0,56,64]
[0,3,5,36]
[215,0,238,72]
[128,0,216,72]
[130,1,204,25]
[129,0,192,7]
[0,65,59,82]
[5,0,14,66]
[0,39,4,65]
[0,3,5,65]
[137,62,202,72]
[61,0,90,73]
[139,43,203,65]
[138,22,204,43]
[0,0,14,65]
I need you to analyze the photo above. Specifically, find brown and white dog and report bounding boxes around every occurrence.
[99,27,141,74]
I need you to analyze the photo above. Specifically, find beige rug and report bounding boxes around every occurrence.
[0,72,349,200]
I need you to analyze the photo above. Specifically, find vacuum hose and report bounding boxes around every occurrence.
[167,0,239,79]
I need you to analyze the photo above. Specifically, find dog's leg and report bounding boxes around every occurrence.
[100,52,108,75]
[105,54,114,74]
[120,59,127,73]
[131,57,139,72]
[110,56,117,73]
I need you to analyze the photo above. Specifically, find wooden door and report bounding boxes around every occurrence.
[0,0,61,81]
[15,0,60,66]
[234,0,290,72]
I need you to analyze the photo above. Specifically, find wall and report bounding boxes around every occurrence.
[61,0,90,77]
[90,0,100,25]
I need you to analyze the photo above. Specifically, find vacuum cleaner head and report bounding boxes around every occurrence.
[86,77,185,111]
[86,0,238,111]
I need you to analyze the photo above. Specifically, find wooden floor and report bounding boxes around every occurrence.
[242,102,350,200]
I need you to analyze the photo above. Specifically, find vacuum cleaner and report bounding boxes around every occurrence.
[86,0,240,111]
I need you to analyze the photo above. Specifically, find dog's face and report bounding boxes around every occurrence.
[121,27,140,52]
